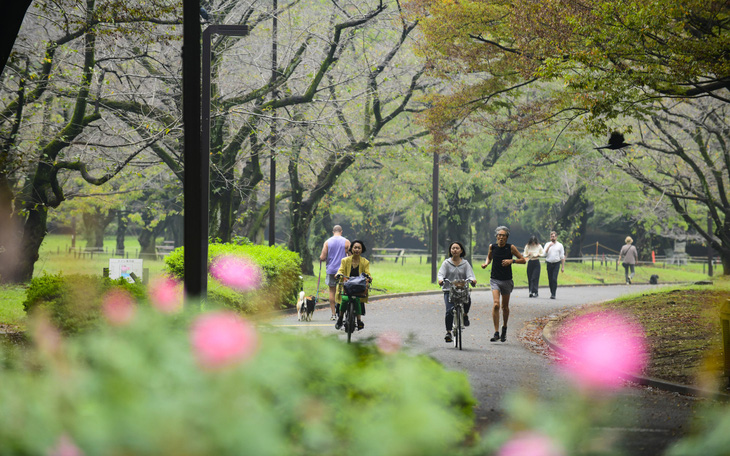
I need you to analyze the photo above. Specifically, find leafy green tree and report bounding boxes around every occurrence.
[600,98,730,273]
[0,0,178,282]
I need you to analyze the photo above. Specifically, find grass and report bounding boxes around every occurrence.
[299,256,712,298]
[0,234,170,330]
[553,278,730,390]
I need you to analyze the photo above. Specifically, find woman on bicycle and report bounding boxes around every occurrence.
[334,240,372,330]
[437,241,477,343]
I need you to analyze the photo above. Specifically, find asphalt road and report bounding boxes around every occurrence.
[270,283,705,455]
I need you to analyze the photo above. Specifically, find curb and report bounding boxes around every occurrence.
[542,318,730,400]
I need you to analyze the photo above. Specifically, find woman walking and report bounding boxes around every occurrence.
[523,235,544,298]
[618,236,638,284]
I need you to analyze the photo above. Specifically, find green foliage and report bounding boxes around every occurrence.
[164,242,303,311]
[0,309,475,455]
[22,273,147,334]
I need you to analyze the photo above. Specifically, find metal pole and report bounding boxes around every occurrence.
[431,150,439,283]
[708,214,714,277]
[183,0,204,304]
[196,25,249,302]
[269,0,278,247]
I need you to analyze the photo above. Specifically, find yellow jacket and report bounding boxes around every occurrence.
[336,255,371,304]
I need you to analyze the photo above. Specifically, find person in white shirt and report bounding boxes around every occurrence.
[523,235,544,298]
[543,231,565,299]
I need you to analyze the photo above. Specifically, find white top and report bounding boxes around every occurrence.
[523,244,544,260]
[543,241,565,263]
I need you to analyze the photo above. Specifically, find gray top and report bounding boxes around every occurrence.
[620,244,638,265]
[437,258,476,291]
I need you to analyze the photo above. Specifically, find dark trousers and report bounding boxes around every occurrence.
[527,260,541,295]
[546,261,560,297]
[444,292,471,331]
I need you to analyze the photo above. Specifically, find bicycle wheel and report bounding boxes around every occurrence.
[346,299,356,343]
[453,305,462,350]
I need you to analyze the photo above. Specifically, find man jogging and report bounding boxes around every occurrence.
[481,226,526,343]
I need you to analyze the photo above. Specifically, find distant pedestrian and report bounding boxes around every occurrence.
[481,226,526,343]
[319,225,350,320]
[523,235,544,298]
[618,236,638,284]
[543,231,565,299]
[437,241,477,343]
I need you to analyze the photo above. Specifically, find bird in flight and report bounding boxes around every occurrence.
[595,132,631,150]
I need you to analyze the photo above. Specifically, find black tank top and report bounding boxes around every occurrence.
[491,243,513,281]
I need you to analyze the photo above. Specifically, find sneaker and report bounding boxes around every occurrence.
[463,314,470,327]
[529,292,534,298]
[627,278,632,284]
[357,321,364,330]
[501,326,507,342]
[550,295,556,299]
[445,332,453,343]
[330,314,337,321]
[490,331,500,342]
[335,319,343,330]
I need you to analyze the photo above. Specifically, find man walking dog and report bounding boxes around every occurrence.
[319,225,350,320]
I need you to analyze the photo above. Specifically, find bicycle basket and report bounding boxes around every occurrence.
[343,274,368,296]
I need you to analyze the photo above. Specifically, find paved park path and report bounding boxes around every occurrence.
[272,284,703,456]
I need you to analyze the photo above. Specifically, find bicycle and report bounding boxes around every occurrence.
[443,278,471,350]
[336,273,371,343]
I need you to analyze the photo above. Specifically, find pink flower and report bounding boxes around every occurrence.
[190,311,259,370]
[47,434,84,456]
[557,310,648,391]
[209,255,262,291]
[101,289,136,326]
[376,331,402,354]
[498,432,565,456]
[31,315,63,357]
[149,277,183,314]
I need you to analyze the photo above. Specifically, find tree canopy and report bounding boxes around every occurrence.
[406,0,730,133]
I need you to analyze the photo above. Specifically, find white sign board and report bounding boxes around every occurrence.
[109,259,144,282]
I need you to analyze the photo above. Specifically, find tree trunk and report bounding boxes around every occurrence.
[137,209,164,260]
[444,194,473,264]
[555,185,591,258]
[116,211,127,254]
[15,206,48,282]
[473,207,491,256]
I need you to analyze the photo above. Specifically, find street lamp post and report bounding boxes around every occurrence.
[182,0,203,304]
[431,150,439,283]
[184,22,249,304]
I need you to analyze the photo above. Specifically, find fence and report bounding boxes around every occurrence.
[371,247,719,275]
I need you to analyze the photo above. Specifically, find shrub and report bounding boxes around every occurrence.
[164,242,303,311]
[23,273,147,333]
[0,308,476,455]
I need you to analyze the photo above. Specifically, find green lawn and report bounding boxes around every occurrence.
[0,236,716,329]
[299,256,713,298]
[0,234,170,329]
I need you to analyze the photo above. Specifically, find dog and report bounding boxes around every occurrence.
[649,274,659,284]
[296,291,317,321]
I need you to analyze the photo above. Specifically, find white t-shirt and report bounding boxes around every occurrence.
[543,241,565,263]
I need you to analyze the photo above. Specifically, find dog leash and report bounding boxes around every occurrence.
[315,260,322,303]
